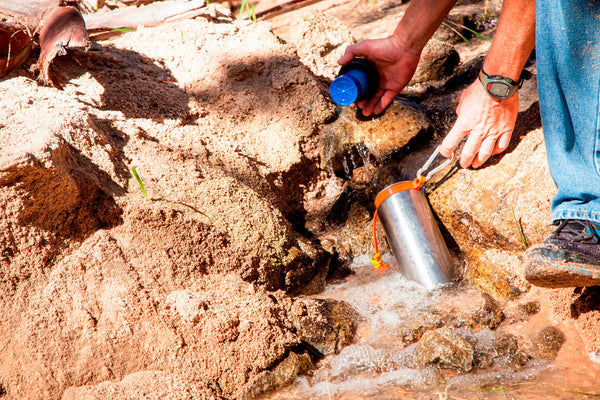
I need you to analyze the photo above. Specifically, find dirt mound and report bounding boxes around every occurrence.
[0,17,354,400]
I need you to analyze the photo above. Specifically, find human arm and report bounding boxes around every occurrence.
[338,0,458,116]
[439,0,536,168]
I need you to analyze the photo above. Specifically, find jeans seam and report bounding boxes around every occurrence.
[553,210,600,225]
[596,75,600,175]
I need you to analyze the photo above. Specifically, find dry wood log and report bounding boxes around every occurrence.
[0,0,57,28]
[83,0,211,31]
[252,0,321,20]
[78,0,107,13]
[31,6,91,88]
[0,22,33,76]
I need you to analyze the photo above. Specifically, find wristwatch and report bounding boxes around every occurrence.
[479,68,532,100]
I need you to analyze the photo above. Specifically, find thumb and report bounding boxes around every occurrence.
[339,41,371,65]
[338,45,357,65]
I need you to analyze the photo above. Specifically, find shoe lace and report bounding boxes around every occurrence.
[551,219,600,243]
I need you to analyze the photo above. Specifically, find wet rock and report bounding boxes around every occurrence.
[319,201,387,262]
[395,310,449,346]
[303,175,347,234]
[464,249,524,301]
[519,300,541,316]
[472,331,530,371]
[451,292,506,331]
[240,351,315,400]
[390,288,507,349]
[290,298,359,356]
[410,38,460,85]
[534,326,566,360]
[282,237,330,295]
[320,100,433,176]
[416,327,474,372]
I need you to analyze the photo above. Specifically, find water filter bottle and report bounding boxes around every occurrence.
[330,58,379,106]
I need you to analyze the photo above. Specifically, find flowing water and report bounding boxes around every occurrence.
[266,254,600,400]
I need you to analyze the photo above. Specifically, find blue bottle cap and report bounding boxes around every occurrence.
[329,68,370,106]
[330,75,359,106]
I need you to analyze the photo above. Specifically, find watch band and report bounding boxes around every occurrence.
[479,68,531,100]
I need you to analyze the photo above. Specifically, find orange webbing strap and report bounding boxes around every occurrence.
[370,175,426,272]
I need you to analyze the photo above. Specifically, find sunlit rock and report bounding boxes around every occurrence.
[428,128,554,296]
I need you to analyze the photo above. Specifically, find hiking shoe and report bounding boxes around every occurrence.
[524,219,600,288]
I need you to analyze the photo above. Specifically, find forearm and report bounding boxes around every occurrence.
[483,0,536,81]
[392,0,458,54]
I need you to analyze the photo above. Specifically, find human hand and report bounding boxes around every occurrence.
[338,37,421,116]
[439,80,519,169]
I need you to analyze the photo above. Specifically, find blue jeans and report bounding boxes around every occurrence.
[536,0,600,224]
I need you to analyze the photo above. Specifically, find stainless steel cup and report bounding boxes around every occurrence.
[377,187,453,289]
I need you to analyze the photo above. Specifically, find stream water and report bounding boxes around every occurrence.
[266,254,600,400]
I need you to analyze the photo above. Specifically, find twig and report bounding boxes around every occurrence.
[254,0,321,20]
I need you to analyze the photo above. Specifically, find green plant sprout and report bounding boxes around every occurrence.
[512,208,528,248]
[442,18,487,45]
[110,27,136,33]
[131,166,148,199]
[238,0,257,22]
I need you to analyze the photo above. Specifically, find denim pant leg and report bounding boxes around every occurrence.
[536,0,600,224]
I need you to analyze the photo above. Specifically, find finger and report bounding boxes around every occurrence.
[471,135,496,169]
[459,134,482,168]
[439,117,469,158]
[493,130,512,154]
[372,90,396,115]
[361,88,385,116]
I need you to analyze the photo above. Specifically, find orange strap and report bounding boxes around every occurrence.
[370,175,426,272]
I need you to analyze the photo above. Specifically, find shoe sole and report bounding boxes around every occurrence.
[524,244,600,288]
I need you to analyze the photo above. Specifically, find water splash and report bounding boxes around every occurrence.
[266,253,600,400]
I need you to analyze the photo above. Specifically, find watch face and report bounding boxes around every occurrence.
[488,82,511,97]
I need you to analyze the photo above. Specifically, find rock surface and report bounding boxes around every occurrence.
[416,327,474,372]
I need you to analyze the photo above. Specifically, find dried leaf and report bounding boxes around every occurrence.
[0,22,33,77]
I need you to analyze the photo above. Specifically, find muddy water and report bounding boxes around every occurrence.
[267,254,600,400]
